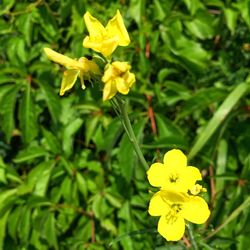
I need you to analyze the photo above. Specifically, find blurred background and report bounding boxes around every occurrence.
[0,0,249,249]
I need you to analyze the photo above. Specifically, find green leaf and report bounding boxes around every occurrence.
[13,146,47,163]
[7,206,21,241]
[155,113,188,149]
[184,10,216,39]
[34,6,58,42]
[61,176,73,203]
[33,160,55,196]
[16,13,33,46]
[76,172,88,200]
[42,127,61,154]
[142,136,188,150]
[63,118,83,156]
[0,189,17,217]
[7,37,27,64]
[0,0,15,15]
[19,82,38,144]
[237,231,250,250]
[38,80,61,125]
[206,196,250,239]
[92,194,111,220]
[18,206,31,244]
[98,117,123,154]
[0,168,7,184]
[0,209,10,250]
[161,26,211,74]
[118,118,146,183]
[27,196,51,208]
[85,114,100,146]
[153,0,166,21]
[0,76,18,85]
[224,7,239,34]
[44,213,58,250]
[176,87,228,120]
[0,19,12,35]
[234,0,250,29]
[155,113,186,138]
[182,0,205,15]
[0,85,20,142]
[215,139,228,193]
[20,161,55,196]
[101,218,117,234]
[129,0,144,26]
[189,82,249,160]
[105,192,122,208]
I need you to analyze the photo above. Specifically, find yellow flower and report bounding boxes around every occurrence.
[83,10,130,57]
[147,149,202,192]
[44,48,100,95]
[102,61,135,101]
[149,190,210,241]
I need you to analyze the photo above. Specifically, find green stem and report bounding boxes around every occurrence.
[186,224,199,250]
[113,96,148,170]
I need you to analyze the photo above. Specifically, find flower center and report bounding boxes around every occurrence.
[169,173,179,183]
[165,203,182,225]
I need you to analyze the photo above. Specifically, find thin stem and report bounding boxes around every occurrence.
[186,224,199,250]
[110,99,131,138]
[113,96,148,170]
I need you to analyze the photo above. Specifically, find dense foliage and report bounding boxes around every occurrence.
[0,0,249,249]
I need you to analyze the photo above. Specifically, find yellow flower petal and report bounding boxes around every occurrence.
[102,64,114,83]
[115,77,129,94]
[83,37,102,53]
[60,69,79,96]
[185,166,202,181]
[102,61,135,100]
[148,191,170,216]
[83,10,130,56]
[44,48,82,69]
[158,214,185,241]
[179,166,202,191]
[163,149,187,169]
[106,10,130,46]
[101,37,119,57]
[112,61,130,72]
[160,190,189,203]
[79,57,100,75]
[147,163,168,187]
[83,12,106,40]
[103,80,117,101]
[124,72,136,88]
[182,196,210,224]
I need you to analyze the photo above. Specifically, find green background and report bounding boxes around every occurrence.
[0,0,249,249]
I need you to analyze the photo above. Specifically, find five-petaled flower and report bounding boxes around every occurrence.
[149,190,210,241]
[102,61,135,101]
[44,48,100,95]
[147,149,202,193]
[83,10,130,57]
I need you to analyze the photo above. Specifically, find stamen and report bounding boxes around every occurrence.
[169,173,179,183]
[165,204,182,225]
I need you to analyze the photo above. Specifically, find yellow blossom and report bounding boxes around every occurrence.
[148,190,210,241]
[147,149,202,192]
[102,61,135,101]
[189,184,207,195]
[44,48,100,95]
[83,10,130,57]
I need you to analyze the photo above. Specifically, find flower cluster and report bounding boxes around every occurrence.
[44,10,211,243]
[44,10,135,101]
[147,149,210,241]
